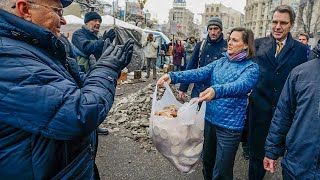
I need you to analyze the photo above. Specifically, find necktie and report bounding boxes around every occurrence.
[276,42,283,56]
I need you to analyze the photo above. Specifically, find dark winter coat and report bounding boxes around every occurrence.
[247,33,308,159]
[179,34,227,98]
[265,58,320,179]
[72,25,104,60]
[0,10,118,179]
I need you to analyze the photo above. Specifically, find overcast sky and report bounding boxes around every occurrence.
[105,0,246,23]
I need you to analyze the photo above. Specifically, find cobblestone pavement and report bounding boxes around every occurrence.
[96,71,282,180]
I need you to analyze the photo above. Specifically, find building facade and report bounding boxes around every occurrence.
[244,0,320,40]
[168,0,195,38]
[201,3,244,38]
[295,0,320,43]
[244,0,272,37]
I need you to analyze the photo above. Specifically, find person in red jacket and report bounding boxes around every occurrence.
[172,39,185,71]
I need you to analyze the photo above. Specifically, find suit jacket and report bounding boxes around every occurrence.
[247,33,308,159]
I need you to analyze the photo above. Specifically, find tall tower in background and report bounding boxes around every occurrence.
[168,0,195,38]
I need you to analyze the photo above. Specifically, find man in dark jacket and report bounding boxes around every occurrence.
[264,58,320,179]
[72,11,116,73]
[247,5,308,180]
[72,11,116,134]
[0,0,133,179]
[178,17,227,180]
[309,40,320,60]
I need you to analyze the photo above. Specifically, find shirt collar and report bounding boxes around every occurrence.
[276,38,287,46]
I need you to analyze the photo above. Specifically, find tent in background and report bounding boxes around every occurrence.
[61,15,144,72]
[64,15,84,24]
[101,15,142,31]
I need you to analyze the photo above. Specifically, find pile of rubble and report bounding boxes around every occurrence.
[102,83,190,152]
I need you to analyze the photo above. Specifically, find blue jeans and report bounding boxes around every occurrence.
[174,65,181,71]
[202,121,242,180]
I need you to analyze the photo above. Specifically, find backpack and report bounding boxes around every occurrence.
[198,39,207,67]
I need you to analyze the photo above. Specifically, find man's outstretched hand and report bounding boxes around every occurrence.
[103,29,116,43]
[263,157,277,173]
[95,38,134,73]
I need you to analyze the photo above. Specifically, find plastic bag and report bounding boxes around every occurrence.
[150,83,206,173]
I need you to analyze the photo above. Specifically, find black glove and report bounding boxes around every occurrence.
[102,29,116,43]
[94,38,134,73]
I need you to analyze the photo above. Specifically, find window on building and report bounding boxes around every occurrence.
[216,7,219,12]
[211,7,214,12]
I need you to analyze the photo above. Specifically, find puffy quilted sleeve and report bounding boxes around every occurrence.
[0,46,118,140]
[212,63,259,99]
[178,43,201,92]
[169,60,217,84]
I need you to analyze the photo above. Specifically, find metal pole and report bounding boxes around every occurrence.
[124,0,128,22]
[113,0,116,25]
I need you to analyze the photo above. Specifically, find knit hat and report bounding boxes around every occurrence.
[207,17,223,31]
[61,0,73,7]
[84,12,102,24]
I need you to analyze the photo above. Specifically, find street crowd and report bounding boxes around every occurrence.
[0,0,319,179]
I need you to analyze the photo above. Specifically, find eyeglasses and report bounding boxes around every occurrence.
[11,1,63,18]
[271,20,290,27]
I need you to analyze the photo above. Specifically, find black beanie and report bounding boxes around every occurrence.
[84,11,102,24]
[207,17,223,31]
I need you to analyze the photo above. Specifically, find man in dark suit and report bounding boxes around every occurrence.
[247,5,308,180]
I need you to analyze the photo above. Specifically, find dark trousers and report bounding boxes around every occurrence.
[174,65,181,71]
[249,156,266,180]
[146,58,156,77]
[202,121,242,180]
[94,130,100,180]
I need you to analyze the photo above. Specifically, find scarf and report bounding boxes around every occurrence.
[225,50,247,61]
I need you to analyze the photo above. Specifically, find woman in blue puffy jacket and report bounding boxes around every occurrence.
[158,27,259,180]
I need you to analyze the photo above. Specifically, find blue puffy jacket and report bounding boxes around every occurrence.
[179,34,227,98]
[0,10,118,179]
[265,59,320,179]
[169,54,259,130]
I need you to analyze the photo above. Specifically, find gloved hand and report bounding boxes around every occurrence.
[102,29,116,43]
[95,38,134,73]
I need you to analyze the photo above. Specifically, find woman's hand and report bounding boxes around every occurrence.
[157,74,171,87]
[199,87,215,102]
[178,91,186,101]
